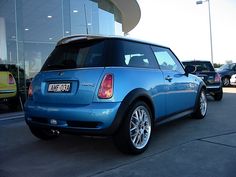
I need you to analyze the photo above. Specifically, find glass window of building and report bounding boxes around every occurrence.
[0,0,139,114]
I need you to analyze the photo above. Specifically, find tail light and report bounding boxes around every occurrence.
[8,74,15,84]
[98,74,113,99]
[28,83,33,97]
[215,73,221,82]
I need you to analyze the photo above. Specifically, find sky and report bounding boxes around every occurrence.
[129,0,236,64]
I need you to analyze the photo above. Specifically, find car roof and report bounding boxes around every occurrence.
[56,34,168,49]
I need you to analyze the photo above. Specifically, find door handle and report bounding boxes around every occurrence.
[165,76,173,82]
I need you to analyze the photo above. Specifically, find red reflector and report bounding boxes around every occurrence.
[28,83,33,97]
[98,74,113,99]
[8,74,15,84]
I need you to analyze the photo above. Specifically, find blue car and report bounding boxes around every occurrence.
[25,35,207,154]
[217,63,236,86]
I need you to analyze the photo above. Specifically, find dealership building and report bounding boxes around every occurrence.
[0,0,140,112]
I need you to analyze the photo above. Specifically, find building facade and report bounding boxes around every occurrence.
[0,0,140,113]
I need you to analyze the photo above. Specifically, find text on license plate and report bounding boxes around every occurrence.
[48,83,71,92]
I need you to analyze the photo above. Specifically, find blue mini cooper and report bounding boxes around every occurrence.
[25,35,207,154]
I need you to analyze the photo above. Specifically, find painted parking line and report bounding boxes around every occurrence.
[0,114,24,121]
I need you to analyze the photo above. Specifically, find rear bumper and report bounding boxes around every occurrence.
[206,85,222,94]
[0,92,17,104]
[24,101,121,135]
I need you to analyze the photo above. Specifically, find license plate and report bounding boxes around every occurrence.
[48,83,71,93]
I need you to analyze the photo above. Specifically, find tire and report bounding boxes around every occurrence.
[222,77,230,87]
[113,101,152,154]
[213,88,223,101]
[192,89,207,119]
[29,126,60,140]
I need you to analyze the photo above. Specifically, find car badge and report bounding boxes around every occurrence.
[50,119,57,125]
[58,72,64,76]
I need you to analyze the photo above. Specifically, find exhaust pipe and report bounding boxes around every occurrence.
[51,129,60,135]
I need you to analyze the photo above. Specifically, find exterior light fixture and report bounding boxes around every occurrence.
[196,0,204,5]
[196,0,214,64]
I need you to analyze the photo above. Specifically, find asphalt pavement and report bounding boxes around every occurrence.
[0,88,236,177]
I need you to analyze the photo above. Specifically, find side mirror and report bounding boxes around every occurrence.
[185,65,196,75]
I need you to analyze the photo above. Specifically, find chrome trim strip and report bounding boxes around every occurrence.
[206,86,221,89]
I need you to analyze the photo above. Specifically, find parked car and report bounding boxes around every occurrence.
[0,65,18,109]
[182,60,223,101]
[1,64,28,102]
[230,74,236,86]
[217,63,236,86]
[24,35,207,154]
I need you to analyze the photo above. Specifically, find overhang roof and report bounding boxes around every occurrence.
[111,0,141,34]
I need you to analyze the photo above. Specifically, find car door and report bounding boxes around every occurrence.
[151,46,197,116]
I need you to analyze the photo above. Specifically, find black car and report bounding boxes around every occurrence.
[182,60,223,101]
[217,63,236,86]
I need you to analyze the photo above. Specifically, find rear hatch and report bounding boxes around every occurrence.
[33,69,104,105]
[183,61,218,85]
[32,38,107,105]
[194,71,216,85]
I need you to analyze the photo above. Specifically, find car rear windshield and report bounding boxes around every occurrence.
[182,61,215,72]
[41,38,160,71]
[41,39,106,71]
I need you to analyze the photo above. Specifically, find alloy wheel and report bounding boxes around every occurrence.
[200,91,207,116]
[129,106,151,150]
[223,78,230,86]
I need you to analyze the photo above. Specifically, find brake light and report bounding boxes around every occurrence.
[8,74,15,84]
[28,83,33,97]
[215,73,221,82]
[98,74,113,99]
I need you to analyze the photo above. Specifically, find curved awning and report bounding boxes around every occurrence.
[111,0,141,34]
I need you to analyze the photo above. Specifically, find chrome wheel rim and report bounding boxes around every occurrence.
[200,91,207,116]
[223,78,230,86]
[129,106,151,149]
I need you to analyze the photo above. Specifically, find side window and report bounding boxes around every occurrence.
[152,46,184,73]
[115,40,158,68]
[233,64,236,71]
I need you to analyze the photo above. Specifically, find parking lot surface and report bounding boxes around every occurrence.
[1,88,236,177]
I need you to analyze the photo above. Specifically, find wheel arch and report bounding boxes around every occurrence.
[194,81,206,111]
[112,88,155,134]
[222,75,231,80]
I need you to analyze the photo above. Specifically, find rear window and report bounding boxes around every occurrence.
[41,38,159,71]
[41,39,106,71]
[182,61,214,72]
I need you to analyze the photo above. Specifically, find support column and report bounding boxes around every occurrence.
[0,17,7,62]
